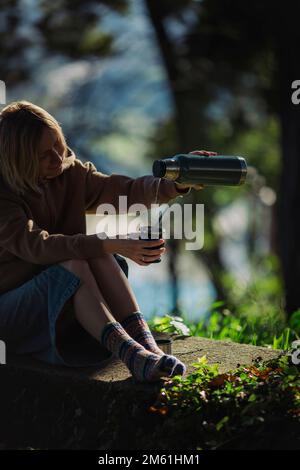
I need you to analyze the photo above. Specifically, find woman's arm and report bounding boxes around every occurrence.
[0,201,109,264]
[79,159,191,213]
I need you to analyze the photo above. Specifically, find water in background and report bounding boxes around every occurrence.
[126,254,216,322]
[86,214,216,322]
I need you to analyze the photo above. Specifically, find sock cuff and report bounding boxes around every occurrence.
[120,311,145,328]
[100,321,122,345]
[134,330,155,342]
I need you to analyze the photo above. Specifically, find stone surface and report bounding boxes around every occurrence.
[0,335,283,449]
[5,334,281,382]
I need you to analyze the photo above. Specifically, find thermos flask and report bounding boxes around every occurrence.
[152,154,247,186]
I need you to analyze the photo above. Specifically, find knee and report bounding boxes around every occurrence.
[59,259,91,277]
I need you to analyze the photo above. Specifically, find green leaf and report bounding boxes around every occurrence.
[216,416,229,431]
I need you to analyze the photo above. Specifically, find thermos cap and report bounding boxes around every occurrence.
[153,158,180,180]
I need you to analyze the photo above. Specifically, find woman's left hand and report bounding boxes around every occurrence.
[174,149,218,191]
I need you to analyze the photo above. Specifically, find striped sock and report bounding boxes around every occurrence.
[100,321,186,382]
[121,311,186,377]
[120,311,164,356]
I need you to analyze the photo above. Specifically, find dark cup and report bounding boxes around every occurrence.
[139,226,165,264]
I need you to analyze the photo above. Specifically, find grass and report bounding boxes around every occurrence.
[148,256,300,350]
[148,308,299,350]
[148,354,300,449]
[147,255,300,449]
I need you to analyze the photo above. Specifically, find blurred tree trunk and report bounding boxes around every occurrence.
[167,239,180,314]
[145,0,227,305]
[277,8,300,317]
[145,0,204,151]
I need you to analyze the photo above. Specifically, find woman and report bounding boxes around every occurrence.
[0,100,215,382]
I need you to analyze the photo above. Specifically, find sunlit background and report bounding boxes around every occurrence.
[1,0,290,334]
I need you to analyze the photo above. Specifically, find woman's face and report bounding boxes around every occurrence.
[37,127,65,180]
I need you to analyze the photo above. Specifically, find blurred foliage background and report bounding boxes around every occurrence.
[1,0,300,348]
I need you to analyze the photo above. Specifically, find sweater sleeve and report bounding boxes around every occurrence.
[0,201,107,264]
[82,160,191,213]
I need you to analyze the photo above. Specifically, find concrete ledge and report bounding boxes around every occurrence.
[0,336,281,449]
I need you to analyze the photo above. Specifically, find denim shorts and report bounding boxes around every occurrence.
[0,264,112,367]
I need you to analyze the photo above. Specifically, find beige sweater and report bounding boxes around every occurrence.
[0,148,189,294]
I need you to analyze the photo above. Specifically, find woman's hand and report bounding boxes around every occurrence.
[175,149,218,191]
[102,235,166,266]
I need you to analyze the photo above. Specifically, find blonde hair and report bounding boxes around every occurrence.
[0,101,67,195]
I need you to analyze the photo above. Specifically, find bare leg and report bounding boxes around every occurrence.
[57,259,186,380]
[58,259,116,341]
[87,254,140,322]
